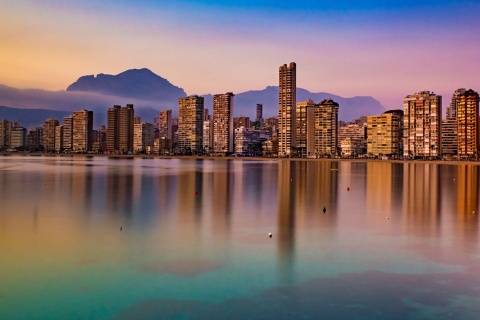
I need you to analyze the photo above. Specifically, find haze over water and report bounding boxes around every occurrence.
[0,156,479,319]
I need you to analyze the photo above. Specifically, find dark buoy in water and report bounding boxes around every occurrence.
[120,226,123,231]
[195,191,198,195]
[323,207,326,214]
[347,187,350,191]
[268,233,272,238]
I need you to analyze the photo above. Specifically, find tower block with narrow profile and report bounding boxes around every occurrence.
[213,92,235,154]
[278,62,296,157]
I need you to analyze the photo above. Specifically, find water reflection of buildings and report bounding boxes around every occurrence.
[277,160,339,285]
[365,162,403,217]
[106,162,134,218]
[402,163,441,236]
[211,160,234,234]
[455,165,479,241]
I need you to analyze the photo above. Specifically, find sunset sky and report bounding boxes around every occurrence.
[1,0,480,108]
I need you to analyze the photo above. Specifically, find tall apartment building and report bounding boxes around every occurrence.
[233,116,251,129]
[0,120,12,149]
[296,99,315,157]
[107,104,134,153]
[203,119,213,153]
[313,99,339,157]
[133,122,155,154]
[43,118,59,152]
[10,126,27,149]
[178,95,204,154]
[366,110,403,157]
[27,127,43,151]
[338,123,367,157]
[456,89,479,157]
[63,116,73,151]
[278,62,296,157]
[403,91,442,158]
[55,125,63,152]
[72,110,93,152]
[158,110,172,139]
[213,92,235,154]
[256,103,263,124]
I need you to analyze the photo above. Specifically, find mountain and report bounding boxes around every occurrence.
[227,86,385,121]
[67,68,186,102]
[0,106,71,129]
[0,68,387,127]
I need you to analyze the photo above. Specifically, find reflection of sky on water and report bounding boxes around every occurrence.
[0,156,479,319]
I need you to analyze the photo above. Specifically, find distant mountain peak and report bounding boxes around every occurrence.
[66,68,187,101]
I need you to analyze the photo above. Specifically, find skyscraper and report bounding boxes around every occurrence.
[367,110,403,157]
[43,118,59,152]
[256,103,263,122]
[63,116,73,151]
[278,62,296,157]
[107,104,134,153]
[158,110,172,139]
[403,91,442,158]
[213,92,235,154]
[72,110,93,152]
[133,122,155,154]
[456,89,479,157]
[178,95,204,154]
[0,120,12,149]
[296,99,315,158]
[313,99,339,157]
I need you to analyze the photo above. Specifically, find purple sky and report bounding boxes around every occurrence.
[1,0,480,109]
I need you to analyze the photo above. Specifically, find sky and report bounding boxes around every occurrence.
[1,0,480,109]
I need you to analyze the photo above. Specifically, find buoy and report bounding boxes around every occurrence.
[473,211,475,215]
[347,187,350,191]
[386,217,389,220]
[323,207,326,214]
[268,233,272,238]
[195,191,198,195]
[120,226,123,231]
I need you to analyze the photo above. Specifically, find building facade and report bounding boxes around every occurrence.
[72,110,93,152]
[107,104,134,153]
[158,110,172,140]
[296,99,315,158]
[177,95,204,154]
[43,118,59,152]
[366,110,403,157]
[403,91,442,158]
[456,89,479,157]
[213,92,235,154]
[133,122,155,154]
[313,99,339,157]
[278,62,296,157]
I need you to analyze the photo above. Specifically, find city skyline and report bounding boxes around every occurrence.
[2,1,480,109]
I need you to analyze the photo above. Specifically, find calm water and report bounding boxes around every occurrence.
[0,156,479,319]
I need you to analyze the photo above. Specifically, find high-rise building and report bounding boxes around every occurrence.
[203,119,213,154]
[313,99,339,157]
[107,104,135,153]
[158,110,172,139]
[339,123,367,157]
[178,95,204,154]
[0,120,12,149]
[43,118,59,152]
[133,122,155,154]
[403,91,442,158]
[296,99,315,157]
[55,125,63,152]
[233,116,251,129]
[367,110,403,157]
[447,88,466,120]
[213,92,235,154]
[456,89,479,157]
[278,62,296,157]
[72,110,93,152]
[10,126,26,149]
[27,127,43,151]
[63,116,73,151]
[134,116,141,125]
[256,103,263,122]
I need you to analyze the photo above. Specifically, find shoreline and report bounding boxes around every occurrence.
[1,152,479,166]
